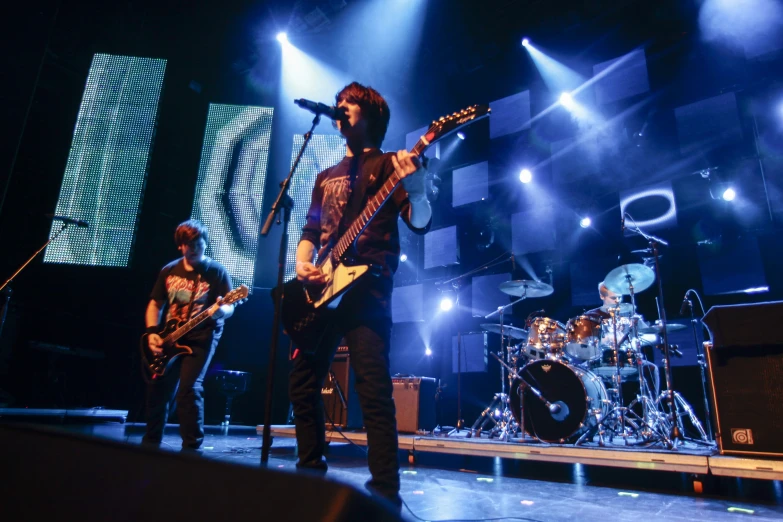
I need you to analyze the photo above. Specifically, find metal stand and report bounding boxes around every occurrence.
[685,293,714,442]
[446,332,465,436]
[260,115,322,464]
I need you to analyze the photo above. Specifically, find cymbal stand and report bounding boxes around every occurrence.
[625,217,681,448]
[684,290,714,442]
[469,293,528,439]
[623,276,657,438]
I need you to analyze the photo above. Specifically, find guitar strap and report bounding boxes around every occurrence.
[338,151,383,238]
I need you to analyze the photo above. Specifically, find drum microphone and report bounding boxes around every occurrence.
[679,293,692,316]
[621,213,625,233]
[293,99,346,121]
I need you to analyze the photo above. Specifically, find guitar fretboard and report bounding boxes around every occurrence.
[164,304,217,344]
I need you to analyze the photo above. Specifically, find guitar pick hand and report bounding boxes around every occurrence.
[148,333,163,354]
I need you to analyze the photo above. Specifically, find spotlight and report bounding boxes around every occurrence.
[580,217,592,228]
[425,347,433,356]
[722,187,736,201]
[519,168,532,184]
[522,38,529,47]
[440,297,454,311]
[276,32,288,43]
[559,92,574,109]
[457,131,466,140]
[400,253,408,262]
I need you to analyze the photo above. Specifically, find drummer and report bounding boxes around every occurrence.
[585,281,649,343]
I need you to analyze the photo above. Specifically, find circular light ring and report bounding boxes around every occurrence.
[620,187,677,229]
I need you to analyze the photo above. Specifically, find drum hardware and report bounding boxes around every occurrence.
[498,280,554,298]
[603,263,655,296]
[479,323,528,341]
[637,322,687,335]
[446,332,466,437]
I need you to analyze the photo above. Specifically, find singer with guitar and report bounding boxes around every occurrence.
[288,82,432,511]
[142,219,234,453]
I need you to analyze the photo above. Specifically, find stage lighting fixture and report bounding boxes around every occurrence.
[440,297,454,312]
[722,187,736,201]
[400,253,408,262]
[457,131,466,140]
[519,168,532,184]
[276,32,288,43]
[522,38,529,47]
[425,347,433,356]
[559,92,574,109]
[580,217,592,228]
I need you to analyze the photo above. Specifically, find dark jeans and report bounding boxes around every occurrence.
[142,338,216,449]
[289,288,400,503]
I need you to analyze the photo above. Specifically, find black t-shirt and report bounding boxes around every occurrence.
[300,149,431,294]
[150,257,233,347]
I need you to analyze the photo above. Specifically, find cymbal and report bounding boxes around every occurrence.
[607,302,635,315]
[480,323,528,340]
[638,322,687,335]
[498,280,554,298]
[604,264,655,295]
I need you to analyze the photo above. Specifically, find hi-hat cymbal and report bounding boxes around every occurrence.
[604,264,655,295]
[608,302,635,315]
[498,280,554,298]
[480,323,528,340]
[638,322,687,335]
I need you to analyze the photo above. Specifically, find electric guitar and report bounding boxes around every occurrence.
[141,284,249,378]
[281,104,491,350]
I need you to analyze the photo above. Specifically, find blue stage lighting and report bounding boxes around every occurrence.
[457,131,466,140]
[400,253,408,262]
[425,347,433,356]
[276,32,288,44]
[580,217,592,228]
[559,92,574,109]
[522,38,529,47]
[440,297,454,311]
[722,187,736,201]
[519,168,532,184]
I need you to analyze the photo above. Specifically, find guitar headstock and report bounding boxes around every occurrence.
[423,105,491,147]
[220,284,250,307]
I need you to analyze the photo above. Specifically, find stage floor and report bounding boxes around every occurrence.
[8,420,781,521]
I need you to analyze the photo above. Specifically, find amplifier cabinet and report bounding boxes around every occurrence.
[392,377,437,434]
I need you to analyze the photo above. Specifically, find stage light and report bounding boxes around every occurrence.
[519,168,532,184]
[722,187,736,201]
[580,217,592,228]
[425,347,433,356]
[400,253,408,262]
[440,296,454,311]
[276,32,288,44]
[457,131,466,140]
[522,38,529,47]
[559,92,574,109]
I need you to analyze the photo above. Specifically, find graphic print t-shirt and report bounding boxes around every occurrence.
[300,149,431,296]
[150,257,232,347]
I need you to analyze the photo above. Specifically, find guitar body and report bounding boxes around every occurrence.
[140,320,193,378]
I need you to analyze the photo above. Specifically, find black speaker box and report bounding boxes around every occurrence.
[704,301,783,457]
[0,423,401,521]
[323,352,363,429]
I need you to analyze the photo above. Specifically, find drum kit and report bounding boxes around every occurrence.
[468,263,712,448]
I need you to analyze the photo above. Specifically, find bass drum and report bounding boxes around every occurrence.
[509,359,609,443]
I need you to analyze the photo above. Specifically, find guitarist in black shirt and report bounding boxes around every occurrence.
[142,219,234,452]
[290,82,432,510]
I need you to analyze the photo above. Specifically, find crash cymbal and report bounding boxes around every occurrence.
[604,264,655,295]
[480,323,529,340]
[498,280,554,298]
[607,302,635,315]
[638,322,687,335]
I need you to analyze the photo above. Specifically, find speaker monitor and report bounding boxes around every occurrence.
[704,301,783,457]
[0,423,402,521]
[323,351,362,429]
[392,377,437,434]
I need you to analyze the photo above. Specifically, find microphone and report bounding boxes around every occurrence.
[680,293,692,316]
[621,213,625,233]
[47,214,89,228]
[294,99,346,121]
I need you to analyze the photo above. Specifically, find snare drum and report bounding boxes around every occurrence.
[564,315,602,363]
[591,346,640,379]
[526,317,567,358]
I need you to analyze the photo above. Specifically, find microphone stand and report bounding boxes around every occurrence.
[0,221,70,341]
[260,114,322,464]
[625,222,680,447]
[685,293,714,442]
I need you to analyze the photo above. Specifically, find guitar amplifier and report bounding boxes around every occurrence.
[704,302,783,457]
[392,377,437,434]
[322,349,362,429]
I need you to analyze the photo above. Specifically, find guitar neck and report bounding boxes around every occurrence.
[164,304,217,344]
[331,140,428,262]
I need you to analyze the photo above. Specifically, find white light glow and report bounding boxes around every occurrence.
[722,187,736,201]
[400,253,408,262]
[519,168,532,184]
[425,347,432,356]
[580,217,592,228]
[276,32,288,44]
[522,38,530,47]
[559,92,575,109]
[440,297,454,311]
[457,131,466,140]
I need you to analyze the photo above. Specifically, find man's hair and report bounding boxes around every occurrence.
[336,82,391,147]
[174,219,209,246]
[598,281,610,297]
